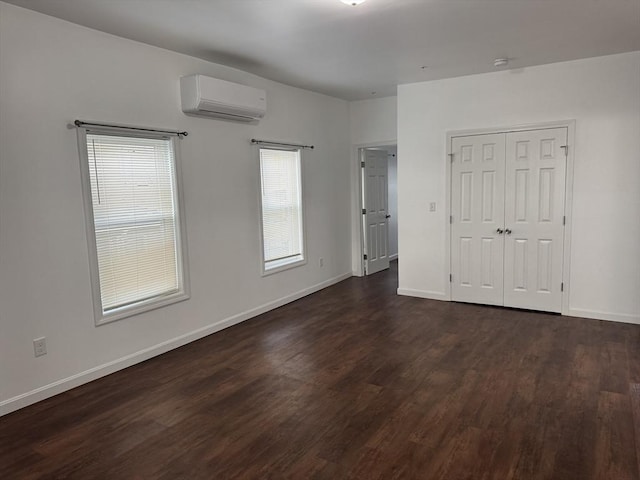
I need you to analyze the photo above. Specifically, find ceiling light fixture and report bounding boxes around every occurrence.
[340,0,366,5]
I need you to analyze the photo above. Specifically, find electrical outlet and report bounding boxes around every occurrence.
[319,257,324,267]
[429,202,437,212]
[33,337,47,357]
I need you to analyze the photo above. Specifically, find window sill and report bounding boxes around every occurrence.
[261,258,307,277]
[95,290,190,326]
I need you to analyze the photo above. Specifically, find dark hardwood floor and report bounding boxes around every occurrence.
[2,261,640,479]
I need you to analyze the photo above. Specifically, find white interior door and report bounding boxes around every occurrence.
[451,134,506,306]
[450,127,568,313]
[503,128,567,312]
[363,149,390,275]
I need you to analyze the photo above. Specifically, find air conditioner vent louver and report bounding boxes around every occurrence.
[180,75,266,122]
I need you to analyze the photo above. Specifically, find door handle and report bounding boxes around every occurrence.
[386,214,391,218]
[505,228,512,235]
[496,228,504,234]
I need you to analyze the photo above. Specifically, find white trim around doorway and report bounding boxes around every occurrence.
[351,139,398,277]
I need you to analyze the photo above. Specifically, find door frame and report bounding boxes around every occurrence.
[351,140,397,277]
[445,120,576,315]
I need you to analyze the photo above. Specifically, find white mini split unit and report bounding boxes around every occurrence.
[180,74,267,122]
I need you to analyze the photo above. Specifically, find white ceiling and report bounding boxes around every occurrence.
[6,0,640,100]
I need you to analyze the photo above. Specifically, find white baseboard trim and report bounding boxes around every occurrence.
[389,253,398,261]
[394,291,640,325]
[0,272,353,417]
[566,308,640,325]
[397,288,449,301]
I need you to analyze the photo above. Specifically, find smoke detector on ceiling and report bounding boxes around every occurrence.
[340,0,366,5]
[494,58,509,68]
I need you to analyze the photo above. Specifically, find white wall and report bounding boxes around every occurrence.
[349,97,398,274]
[0,3,352,413]
[349,96,397,146]
[398,51,640,323]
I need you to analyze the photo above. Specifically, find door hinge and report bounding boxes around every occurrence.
[448,153,454,162]
[362,208,366,215]
[364,254,368,260]
[563,215,566,226]
[450,215,453,224]
[560,145,568,156]
[561,282,564,292]
[450,274,453,282]
[361,161,365,168]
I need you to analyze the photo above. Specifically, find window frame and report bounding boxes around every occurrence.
[258,146,307,276]
[77,125,190,326]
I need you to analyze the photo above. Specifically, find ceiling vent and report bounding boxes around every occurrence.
[180,75,266,122]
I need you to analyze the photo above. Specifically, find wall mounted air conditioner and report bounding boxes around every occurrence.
[180,75,267,122]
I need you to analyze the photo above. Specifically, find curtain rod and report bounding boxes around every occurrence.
[251,139,314,150]
[74,120,188,137]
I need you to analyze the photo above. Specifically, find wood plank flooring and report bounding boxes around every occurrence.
[2,261,639,479]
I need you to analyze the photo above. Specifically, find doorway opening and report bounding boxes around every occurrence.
[359,144,398,275]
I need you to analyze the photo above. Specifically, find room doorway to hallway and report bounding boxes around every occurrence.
[359,145,398,275]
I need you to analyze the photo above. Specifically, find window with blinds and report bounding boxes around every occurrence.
[79,129,188,324]
[259,148,305,273]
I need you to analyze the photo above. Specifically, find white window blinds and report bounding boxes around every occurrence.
[85,133,181,313]
[259,148,304,271]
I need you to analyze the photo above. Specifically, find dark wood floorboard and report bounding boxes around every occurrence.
[2,261,639,479]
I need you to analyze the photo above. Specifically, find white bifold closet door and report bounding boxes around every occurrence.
[451,127,567,313]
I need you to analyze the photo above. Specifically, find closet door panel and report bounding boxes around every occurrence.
[451,133,506,306]
[503,128,567,312]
